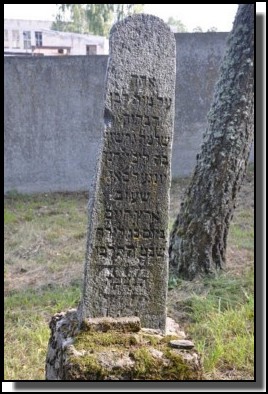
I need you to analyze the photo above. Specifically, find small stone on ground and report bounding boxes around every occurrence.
[169,339,195,349]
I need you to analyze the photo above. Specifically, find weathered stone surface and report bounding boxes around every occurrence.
[82,316,141,333]
[169,340,195,349]
[45,309,79,380]
[79,14,176,332]
[166,316,186,338]
[46,310,202,380]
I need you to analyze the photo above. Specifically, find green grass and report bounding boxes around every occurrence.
[4,192,88,293]
[168,165,254,380]
[4,166,254,380]
[4,209,17,224]
[229,223,254,250]
[168,247,254,379]
[4,192,87,379]
[4,284,81,380]
[186,269,254,377]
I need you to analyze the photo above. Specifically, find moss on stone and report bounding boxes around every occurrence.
[130,347,161,379]
[66,327,201,380]
[68,353,106,380]
[160,334,180,343]
[142,334,161,346]
[74,330,139,352]
[163,349,196,380]
[129,347,196,380]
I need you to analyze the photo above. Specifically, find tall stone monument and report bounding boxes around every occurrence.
[46,15,202,380]
[79,14,176,332]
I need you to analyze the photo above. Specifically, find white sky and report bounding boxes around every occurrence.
[2,3,253,32]
[4,4,266,32]
[143,4,238,31]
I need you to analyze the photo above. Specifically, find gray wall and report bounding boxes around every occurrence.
[174,33,227,176]
[4,32,253,194]
[5,56,107,193]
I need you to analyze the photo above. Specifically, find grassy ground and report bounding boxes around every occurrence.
[168,164,254,380]
[4,165,254,380]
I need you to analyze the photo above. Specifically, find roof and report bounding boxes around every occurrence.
[32,45,71,50]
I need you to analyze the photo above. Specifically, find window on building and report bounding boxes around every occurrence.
[35,31,42,47]
[86,45,97,55]
[4,29,9,47]
[12,30,20,48]
[23,31,31,49]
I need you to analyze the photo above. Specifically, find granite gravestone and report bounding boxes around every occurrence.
[79,14,176,332]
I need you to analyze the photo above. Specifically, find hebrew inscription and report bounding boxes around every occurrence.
[79,14,176,332]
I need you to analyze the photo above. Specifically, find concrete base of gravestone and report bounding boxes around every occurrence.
[45,310,202,380]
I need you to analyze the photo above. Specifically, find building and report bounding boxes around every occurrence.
[4,19,109,56]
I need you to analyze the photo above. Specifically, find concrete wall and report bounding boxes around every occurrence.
[5,56,107,193]
[174,33,226,176]
[4,32,253,194]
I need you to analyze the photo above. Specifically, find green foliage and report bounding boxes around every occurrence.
[193,26,203,32]
[115,4,144,22]
[53,4,144,36]
[168,275,181,290]
[207,27,218,32]
[167,17,187,32]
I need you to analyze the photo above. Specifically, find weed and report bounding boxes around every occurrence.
[4,209,17,224]
[168,275,181,290]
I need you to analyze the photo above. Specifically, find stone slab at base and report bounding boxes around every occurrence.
[46,310,202,380]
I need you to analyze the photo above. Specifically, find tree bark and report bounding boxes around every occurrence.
[169,4,254,280]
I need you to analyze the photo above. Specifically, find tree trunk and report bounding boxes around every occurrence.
[169,4,254,280]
